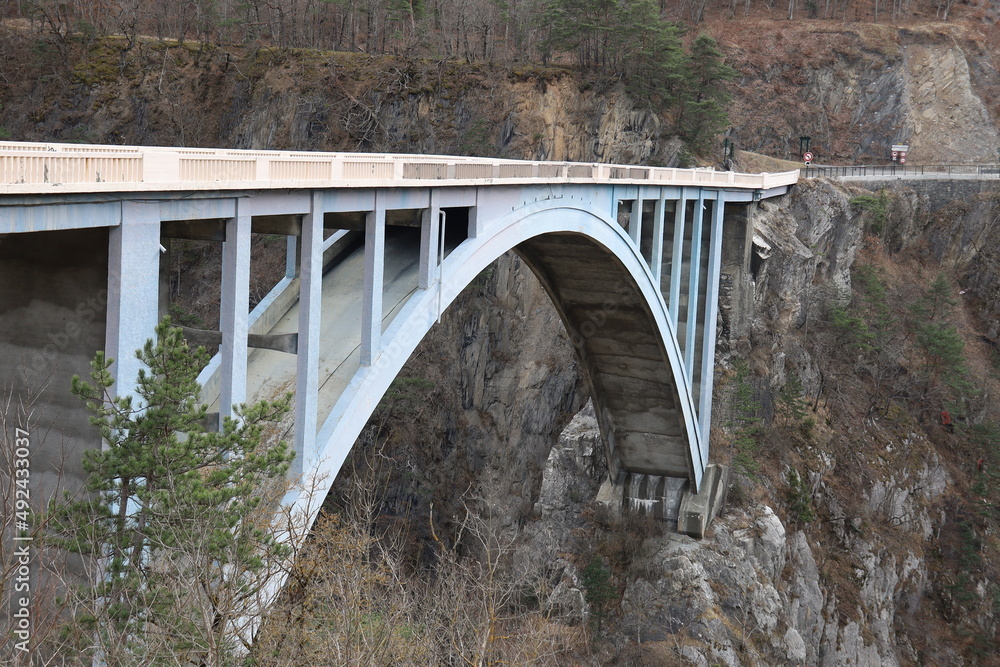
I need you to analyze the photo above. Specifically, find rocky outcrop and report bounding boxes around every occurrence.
[728,22,1000,163]
[515,398,955,666]
[900,41,1000,164]
[501,176,998,665]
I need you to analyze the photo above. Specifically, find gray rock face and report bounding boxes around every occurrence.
[500,176,995,665]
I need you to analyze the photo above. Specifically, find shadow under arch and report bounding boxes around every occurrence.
[515,230,697,482]
[301,201,704,524]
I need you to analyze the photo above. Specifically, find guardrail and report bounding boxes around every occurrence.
[803,164,1000,180]
[0,141,799,193]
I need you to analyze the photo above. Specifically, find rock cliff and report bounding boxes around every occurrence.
[3,18,1000,664]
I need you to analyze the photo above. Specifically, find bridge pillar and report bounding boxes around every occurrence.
[285,235,297,279]
[106,202,161,398]
[219,204,251,425]
[683,191,706,382]
[418,191,440,289]
[651,191,666,285]
[629,195,642,246]
[362,193,386,365]
[294,192,323,474]
[698,194,726,457]
[668,193,687,329]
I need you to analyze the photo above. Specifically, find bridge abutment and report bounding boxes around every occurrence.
[595,464,731,538]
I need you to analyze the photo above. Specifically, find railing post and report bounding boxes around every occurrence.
[141,150,180,183]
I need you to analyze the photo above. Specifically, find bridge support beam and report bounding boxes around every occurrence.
[362,194,386,365]
[106,202,161,398]
[651,191,666,286]
[668,193,686,329]
[418,191,440,289]
[294,192,323,474]
[219,205,251,426]
[629,196,642,246]
[698,195,725,457]
[683,191,705,382]
[285,235,297,279]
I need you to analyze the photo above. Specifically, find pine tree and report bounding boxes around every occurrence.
[46,318,294,665]
[676,34,736,151]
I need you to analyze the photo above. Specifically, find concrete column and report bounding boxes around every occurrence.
[419,191,440,289]
[651,191,666,285]
[362,193,386,366]
[106,201,161,399]
[219,204,251,426]
[629,197,642,246]
[698,193,726,460]
[285,235,298,279]
[294,191,323,474]
[683,191,705,382]
[468,189,482,239]
[668,194,687,328]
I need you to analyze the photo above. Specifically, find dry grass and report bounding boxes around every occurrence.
[735,150,803,173]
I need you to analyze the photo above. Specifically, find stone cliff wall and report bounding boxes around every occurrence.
[727,22,1000,164]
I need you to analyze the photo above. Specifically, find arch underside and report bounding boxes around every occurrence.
[515,233,692,480]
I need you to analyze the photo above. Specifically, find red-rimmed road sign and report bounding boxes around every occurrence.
[803,152,813,163]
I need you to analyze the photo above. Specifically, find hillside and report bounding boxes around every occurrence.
[2,8,1000,665]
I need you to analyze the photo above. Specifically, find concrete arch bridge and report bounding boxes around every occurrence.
[0,142,797,539]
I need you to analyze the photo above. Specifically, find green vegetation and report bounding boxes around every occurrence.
[785,468,815,525]
[540,0,735,143]
[581,555,616,631]
[167,302,206,328]
[46,318,294,664]
[775,371,815,442]
[676,34,736,151]
[730,359,764,477]
[850,191,890,236]
[804,260,1000,654]
[909,274,970,397]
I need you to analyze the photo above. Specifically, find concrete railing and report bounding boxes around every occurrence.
[0,141,799,193]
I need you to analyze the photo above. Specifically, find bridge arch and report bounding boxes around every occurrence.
[303,200,703,519]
